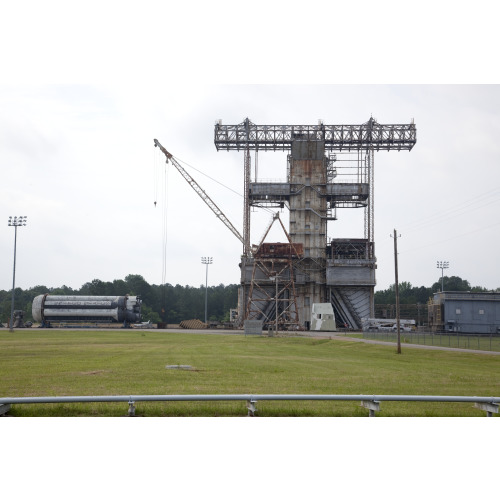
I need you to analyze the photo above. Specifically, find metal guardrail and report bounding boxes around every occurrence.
[1,394,499,417]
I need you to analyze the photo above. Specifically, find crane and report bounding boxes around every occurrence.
[153,139,245,249]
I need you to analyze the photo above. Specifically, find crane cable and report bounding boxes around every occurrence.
[174,155,243,198]
[161,159,170,319]
[153,147,169,319]
[173,154,277,216]
[153,146,159,207]
[153,148,282,310]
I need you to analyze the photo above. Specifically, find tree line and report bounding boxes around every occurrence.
[0,274,239,325]
[374,275,498,305]
[1,274,497,326]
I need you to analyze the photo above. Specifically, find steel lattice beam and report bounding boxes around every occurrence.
[154,139,245,246]
[214,117,416,152]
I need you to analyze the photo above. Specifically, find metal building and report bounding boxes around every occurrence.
[428,292,500,334]
[214,117,416,330]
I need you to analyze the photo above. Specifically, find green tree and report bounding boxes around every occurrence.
[140,304,161,323]
[431,275,471,293]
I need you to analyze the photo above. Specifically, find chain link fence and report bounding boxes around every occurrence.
[362,330,500,352]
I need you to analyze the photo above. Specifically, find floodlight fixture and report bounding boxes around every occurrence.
[8,216,27,227]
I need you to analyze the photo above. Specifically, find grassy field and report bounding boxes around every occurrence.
[1,329,499,416]
[362,331,500,351]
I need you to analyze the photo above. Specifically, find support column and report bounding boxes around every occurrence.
[361,400,381,417]
[474,402,499,417]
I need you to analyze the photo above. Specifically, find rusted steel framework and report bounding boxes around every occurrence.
[329,239,374,261]
[245,214,303,330]
[215,117,416,152]
[245,253,301,330]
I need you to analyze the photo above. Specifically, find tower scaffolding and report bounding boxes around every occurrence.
[245,213,302,330]
[215,117,416,329]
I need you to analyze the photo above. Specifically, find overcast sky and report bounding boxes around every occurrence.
[2,0,499,487]
[1,2,499,293]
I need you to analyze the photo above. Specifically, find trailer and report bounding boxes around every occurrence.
[362,318,415,332]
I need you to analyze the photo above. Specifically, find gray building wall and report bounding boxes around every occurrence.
[433,292,500,334]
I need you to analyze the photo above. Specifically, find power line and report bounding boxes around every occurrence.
[174,154,276,216]
[401,187,500,233]
[400,219,500,255]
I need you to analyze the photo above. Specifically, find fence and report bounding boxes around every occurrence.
[362,330,500,352]
[1,394,499,417]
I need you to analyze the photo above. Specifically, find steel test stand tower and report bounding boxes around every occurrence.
[214,117,416,330]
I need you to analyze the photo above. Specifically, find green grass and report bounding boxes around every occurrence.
[1,330,499,416]
[362,331,500,351]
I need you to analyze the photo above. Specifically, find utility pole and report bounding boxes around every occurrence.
[392,229,401,354]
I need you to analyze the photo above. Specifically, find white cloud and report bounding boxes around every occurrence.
[1,83,499,293]
[1,3,499,293]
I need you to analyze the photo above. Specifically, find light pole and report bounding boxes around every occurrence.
[392,229,401,354]
[8,216,27,332]
[437,261,449,292]
[201,257,213,325]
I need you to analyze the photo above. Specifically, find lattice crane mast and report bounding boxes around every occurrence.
[154,138,245,248]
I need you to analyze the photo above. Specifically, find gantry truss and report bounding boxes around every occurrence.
[215,117,416,152]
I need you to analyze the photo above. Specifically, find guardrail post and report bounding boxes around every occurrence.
[474,402,499,417]
[246,399,257,417]
[361,400,380,417]
[0,404,11,416]
[128,401,136,416]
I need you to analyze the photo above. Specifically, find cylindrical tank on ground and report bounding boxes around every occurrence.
[32,294,142,326]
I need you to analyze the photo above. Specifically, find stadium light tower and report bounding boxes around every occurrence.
[201,257,213,325]
[437,261,449,292]
[8,216,27,331]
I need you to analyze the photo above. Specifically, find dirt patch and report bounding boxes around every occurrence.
[78,370,109,376]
